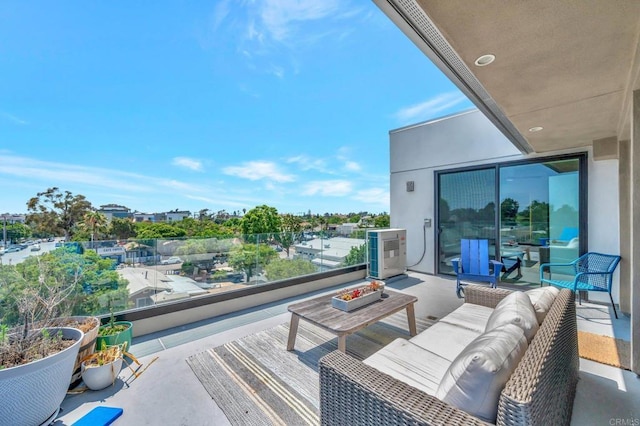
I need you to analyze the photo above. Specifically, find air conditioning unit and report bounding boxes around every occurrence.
[367,228,407,280]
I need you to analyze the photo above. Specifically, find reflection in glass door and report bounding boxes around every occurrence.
[438,168,496,274]
[499,158,581,286]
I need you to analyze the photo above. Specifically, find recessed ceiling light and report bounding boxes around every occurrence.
[528,126,544,132]
[474,54,495,66]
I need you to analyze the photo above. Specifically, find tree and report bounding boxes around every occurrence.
[80,211,108,247]
[198,209,211,221]
[26,187,92,240]
[0,247,129,325]
[108,217,136,240]
[227,243,278,282]
[134,222,187,239]
[348,215,360,223]
[275,214,302,257]
[265,258,317,281]
[349,230,366,239]
[3,222,31,243]
[240,205,282,243]
[173,217,235,239]
[439,198,451,223]
[342,243,367,266]
[374,214,390,228]
[501,198,519,225]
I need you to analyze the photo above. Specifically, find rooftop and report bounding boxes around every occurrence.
[57,271,638,425]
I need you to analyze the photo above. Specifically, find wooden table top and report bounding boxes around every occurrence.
[287,289,417,334]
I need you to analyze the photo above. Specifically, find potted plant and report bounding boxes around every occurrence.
[81,342,124,390]
[96,310,133,352]
[0,255,89,426]
[81,341,141,391]
[1,314,84,425]
[331,280,385,312]
[47,315,100,387]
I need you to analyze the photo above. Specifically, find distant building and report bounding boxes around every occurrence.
[165,210,191,222]
[95,246,126,263]
[133,212,156,222]
[336,223,359,236]
[0,213,26,224]
[97,204,131,221]
[294,237,365,271]
[119,267,208,308]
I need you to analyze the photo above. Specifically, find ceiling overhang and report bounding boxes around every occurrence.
[375,0,640,154]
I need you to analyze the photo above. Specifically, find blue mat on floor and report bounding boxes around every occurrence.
[72,406,123,426]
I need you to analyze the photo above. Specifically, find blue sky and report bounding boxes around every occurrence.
[0,1,473,216]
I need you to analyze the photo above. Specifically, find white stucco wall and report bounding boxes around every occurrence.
[389,109,621,303]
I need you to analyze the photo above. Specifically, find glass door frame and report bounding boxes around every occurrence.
[434,152,588,276]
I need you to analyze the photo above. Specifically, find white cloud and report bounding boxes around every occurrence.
[0,154,152,193]
[161,180,204,192]
[394,92,468,123]
[302,180,352,197]
[211,0,231,32]
[0,153,215,198]
[344,161,361,172]
[286,155,330,173]
[352,188,390,205]
[172,157,203,171]
[1,112,28,125]
[208,1,359,81]
[268,64,285,79]
[259,0,343,42]
[185,194,255,209]
[336,146,351,158]
[223,160,295,183]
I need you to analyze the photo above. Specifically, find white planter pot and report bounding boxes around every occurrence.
[0,327,83,426]
[81,357,123,390]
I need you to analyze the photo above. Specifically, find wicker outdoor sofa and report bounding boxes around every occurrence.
[319,285,579,425]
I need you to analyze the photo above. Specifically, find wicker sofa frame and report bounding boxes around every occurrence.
[319,285,579,425]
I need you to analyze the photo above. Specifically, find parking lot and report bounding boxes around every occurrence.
[0,240,59,265]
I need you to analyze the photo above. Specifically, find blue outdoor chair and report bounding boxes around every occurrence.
[451,239,503,298]
[540,252,621,318]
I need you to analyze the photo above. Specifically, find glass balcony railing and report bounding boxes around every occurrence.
[0,230,373,328]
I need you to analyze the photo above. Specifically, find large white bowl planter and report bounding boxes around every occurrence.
[0,327,84,426]
[81,356,124,391]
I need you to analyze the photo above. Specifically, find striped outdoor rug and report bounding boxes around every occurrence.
[186,313,435,426]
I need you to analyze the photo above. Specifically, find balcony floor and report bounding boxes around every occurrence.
[57,272,638,425]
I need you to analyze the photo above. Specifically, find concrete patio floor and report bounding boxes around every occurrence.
[56,272,639,425]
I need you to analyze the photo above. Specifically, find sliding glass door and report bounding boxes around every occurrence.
[436,155,585,286]
[438,168,496,274]
[499,158,581,285]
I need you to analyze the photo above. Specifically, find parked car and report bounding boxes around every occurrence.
[160,256,182,265]
[30,244,41,251]
[5,246,22,253]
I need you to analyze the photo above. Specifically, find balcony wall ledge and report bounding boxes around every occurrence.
[100,264,367,337]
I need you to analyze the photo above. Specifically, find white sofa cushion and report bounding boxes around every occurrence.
[438,303,494,333]
[435,324,528,423]
[526,286,560,324]
[410,321,483,363]
[363,338,450,396]
[485,291,539,342]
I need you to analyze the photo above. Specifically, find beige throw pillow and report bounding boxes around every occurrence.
[485,291,539,342]
[435,324,528,423]
[526,286,560,324]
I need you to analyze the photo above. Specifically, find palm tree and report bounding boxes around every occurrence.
[81,211,107,248]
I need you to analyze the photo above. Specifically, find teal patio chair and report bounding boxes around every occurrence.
[451,239,503,298]
[540,252,621,318]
